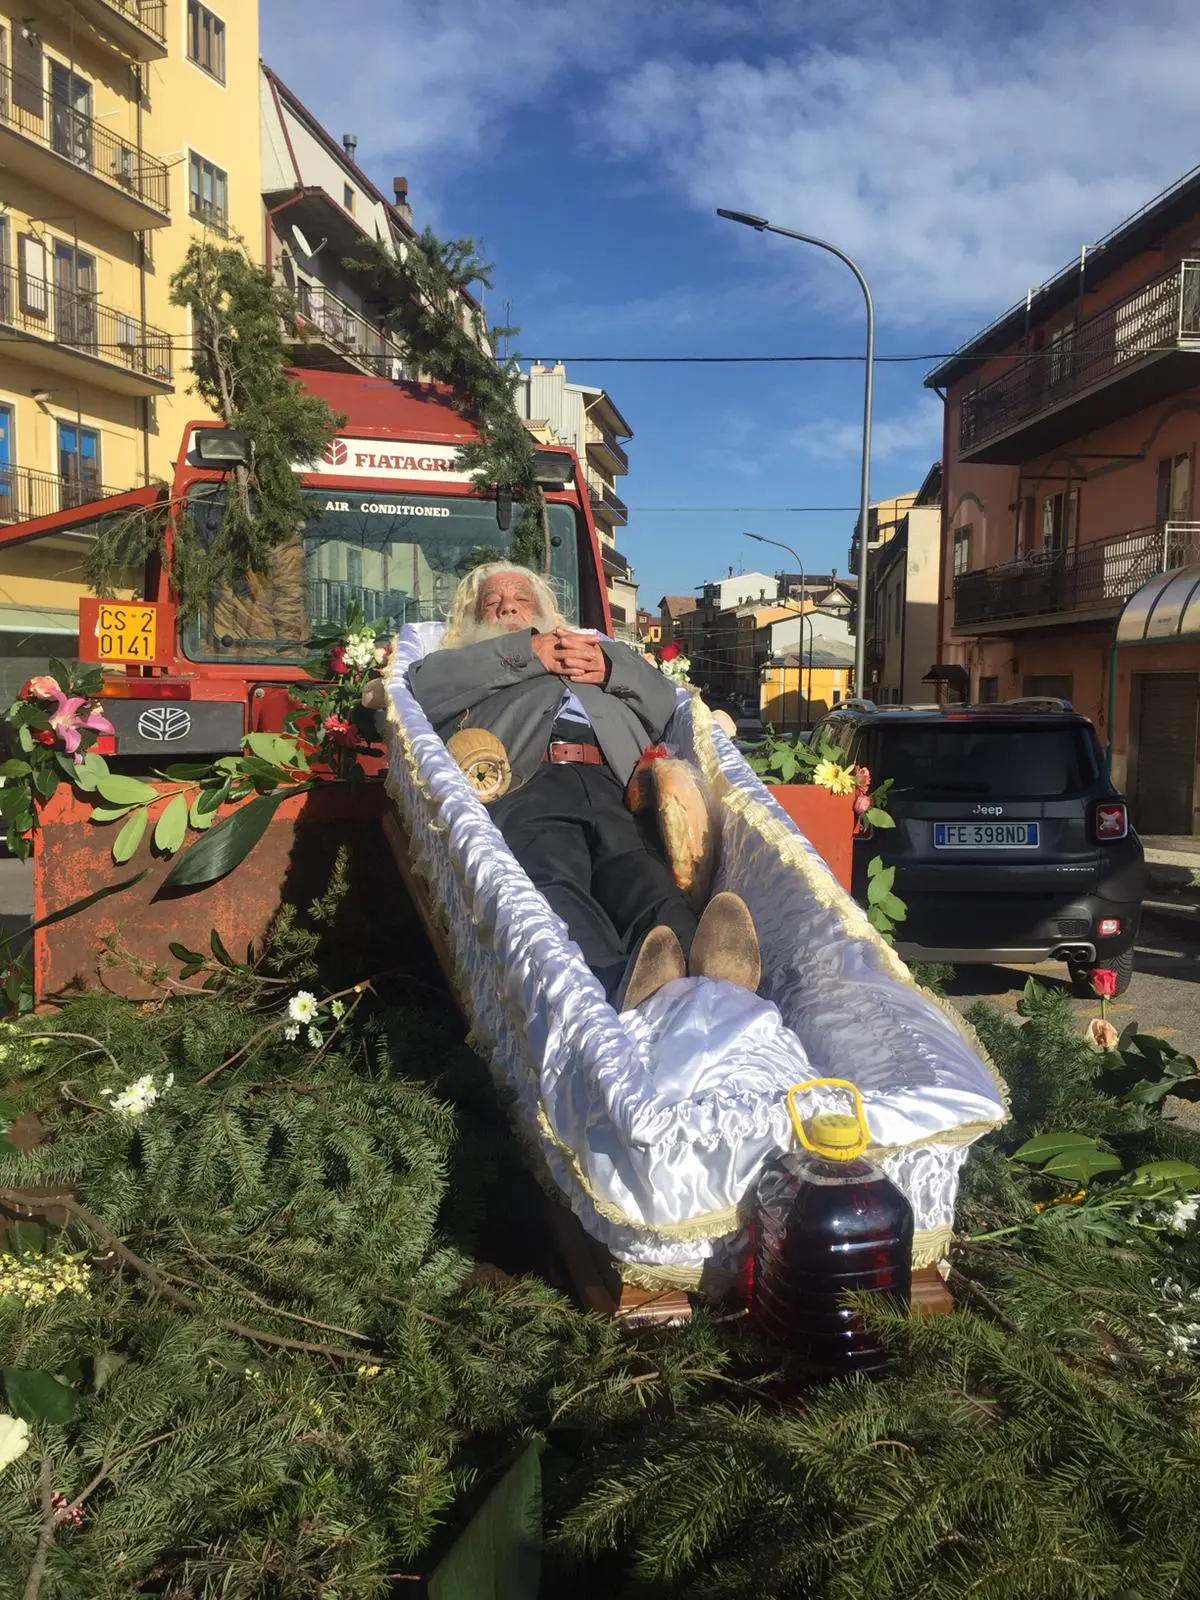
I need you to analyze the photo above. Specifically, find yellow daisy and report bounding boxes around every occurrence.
[812,760,857,796]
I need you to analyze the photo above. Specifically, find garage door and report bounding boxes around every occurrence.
[1133,673,1199,834]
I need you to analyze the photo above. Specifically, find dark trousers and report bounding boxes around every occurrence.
[490,761,699,1002]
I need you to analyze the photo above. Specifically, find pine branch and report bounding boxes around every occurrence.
[22,1453,56,1600]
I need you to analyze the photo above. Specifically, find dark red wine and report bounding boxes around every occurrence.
[751,1140,914,1377]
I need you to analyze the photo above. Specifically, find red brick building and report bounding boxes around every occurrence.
[927,165,1200,835]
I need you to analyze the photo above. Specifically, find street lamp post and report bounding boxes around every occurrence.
[743,530,813,729]
[717,208,875,694]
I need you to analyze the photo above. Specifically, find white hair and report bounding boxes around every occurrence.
[441,562,567,649]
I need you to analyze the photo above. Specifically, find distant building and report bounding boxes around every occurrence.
[761,641,856,731]
[866,463,943,705]
[638,609,662,648]
[517,363,636,639]
[926,160,1200,832]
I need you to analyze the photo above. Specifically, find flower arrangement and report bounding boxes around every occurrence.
[291,606,392,779]
[0,662,113,858]
[656,639,693,687]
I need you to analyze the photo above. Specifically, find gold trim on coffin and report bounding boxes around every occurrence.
[618,1224,955,1294]
[382,650,1009,1250]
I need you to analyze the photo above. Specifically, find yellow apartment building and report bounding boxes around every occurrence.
[0,0,261,691]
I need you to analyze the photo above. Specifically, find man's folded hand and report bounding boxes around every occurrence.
[552,630,609,685]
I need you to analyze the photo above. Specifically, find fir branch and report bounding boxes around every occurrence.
[22,1453,55,1600]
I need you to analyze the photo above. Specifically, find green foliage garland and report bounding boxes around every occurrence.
[84,242,342,614]
[353,228,549,571]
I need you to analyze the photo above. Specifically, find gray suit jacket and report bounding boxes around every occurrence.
[407,629,680,789]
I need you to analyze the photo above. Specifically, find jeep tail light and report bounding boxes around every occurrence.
[1094,801,1128,842]
[1098,917,1122,938]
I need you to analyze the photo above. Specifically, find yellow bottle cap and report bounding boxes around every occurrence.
[807,1112,866,1160]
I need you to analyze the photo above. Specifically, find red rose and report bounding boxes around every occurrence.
[329,645,347,676]
[853,790,872,817]
[17,680,33,700]
[660,641,681,663]
[322,714,364,749]
[1089,968,1118,1000]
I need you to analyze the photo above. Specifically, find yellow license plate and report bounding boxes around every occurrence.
[95,603,158,662]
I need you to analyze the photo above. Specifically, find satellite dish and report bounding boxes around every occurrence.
[290,224,324,260]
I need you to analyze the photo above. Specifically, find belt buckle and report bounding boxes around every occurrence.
[549,742,572,765]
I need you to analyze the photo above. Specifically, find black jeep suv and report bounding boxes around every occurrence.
[809,699,1145,994]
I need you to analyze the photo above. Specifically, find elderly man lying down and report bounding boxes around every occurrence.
[406,562,760,1010]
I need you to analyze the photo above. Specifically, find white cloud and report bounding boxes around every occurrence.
[597,1,1200,327]
[791,403,943,463]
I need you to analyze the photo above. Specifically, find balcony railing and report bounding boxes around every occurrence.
[954,522,1200,629]
[0,264,172,387]
[292,284,409,378]
[585,420,629,474]
[100,0,168,43]
[0,466,128,525]
[961,261,1200,457]
[0,61,170,218]
[588,483,629,524]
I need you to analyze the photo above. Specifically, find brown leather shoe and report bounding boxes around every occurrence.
[688,892,761,993]
[620,926,687,1011]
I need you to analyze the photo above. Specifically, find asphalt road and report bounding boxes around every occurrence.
[941,906,1200,1063]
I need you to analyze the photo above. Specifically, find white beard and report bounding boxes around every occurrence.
[453,611,556,648]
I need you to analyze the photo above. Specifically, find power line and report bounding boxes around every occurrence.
[628,506,859,513]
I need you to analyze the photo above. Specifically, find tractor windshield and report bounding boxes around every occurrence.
[180,486,582,664]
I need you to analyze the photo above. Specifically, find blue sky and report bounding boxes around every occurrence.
[260,0,1200,608]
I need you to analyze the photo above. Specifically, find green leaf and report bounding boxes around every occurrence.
[777,753,799,783]
[153,793,189,855]
[867,855,886,879]
[5,1223,47,1255]
[210,927,237,968]
[863,808,895,829]
[17,724,34,754]
[32,764,60,801]
[1012,1131,1101,1164]
[876,892,907,922]
[0,759,31,778]
[2,1367,79,1424]
[189,796,215,831]
[168,941,206,965]
[113,808,148,864]
[866,866,896,904]
[243,731,303,766]
[97,774,159,807]
[160,763,213,782]
[24,871,147,936]
[91,1352,127,1393]
[195,782,229,817]
[88,804,136,824]
[161,785,314,891]
[1042,1146,1124,1183]
[46,659,71,692]
[74,752,111,791]
[1129,1159,1200,1188]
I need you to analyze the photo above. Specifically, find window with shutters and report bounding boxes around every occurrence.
[188,152,228,230]
[977,676,999,704]
[187,3,226,83]
[1042,489,1078,554]
[11,21,43,118]
[953,524,972,576]
[18,235,48,319]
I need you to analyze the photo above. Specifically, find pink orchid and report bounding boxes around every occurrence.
[44,685,114,760]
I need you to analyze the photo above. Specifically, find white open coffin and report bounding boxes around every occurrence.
[384,624,1008,1293]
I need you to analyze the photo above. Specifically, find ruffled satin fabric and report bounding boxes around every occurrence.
[383,624,1008,1284]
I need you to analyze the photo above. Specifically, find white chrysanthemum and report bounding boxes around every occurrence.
[342,633,377,672]
[0,1413,30,1473]
[307,1026,324,1050]
[330,999,346,1020]
[283,1023,300,1042]
[101,1071,173,1119]
[1169,1197,1199,1233]
[287,991,319,1025]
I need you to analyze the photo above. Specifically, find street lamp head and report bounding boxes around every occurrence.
[716,207,770,231]
[743,531,765,543]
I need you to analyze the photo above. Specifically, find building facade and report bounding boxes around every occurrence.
[0,0,261,689]
[865,464,942,705]
[517,362,636,638]
[927,164,1200,835]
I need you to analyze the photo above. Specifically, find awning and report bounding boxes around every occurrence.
[0,606,78,636]
[921,663,970,693]
[1116,561,1200,646]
